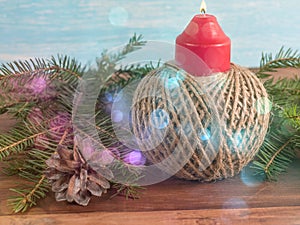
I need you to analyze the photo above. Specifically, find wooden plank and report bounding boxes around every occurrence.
[0,207,299,225]
[0,113,15,133]
[0,159,299,216]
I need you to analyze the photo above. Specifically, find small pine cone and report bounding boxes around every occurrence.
[45,146,113,206]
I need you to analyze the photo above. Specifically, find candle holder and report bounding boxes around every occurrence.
[131,62,270,181]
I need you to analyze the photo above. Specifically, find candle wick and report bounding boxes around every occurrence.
[200,8,206,14]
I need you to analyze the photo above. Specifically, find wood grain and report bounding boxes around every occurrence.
[0,68,299,224]
[0,155,299,224]
[1,207,300,225]
[0,114,15,133]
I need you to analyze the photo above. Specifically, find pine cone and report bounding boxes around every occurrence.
[45,146,113,206]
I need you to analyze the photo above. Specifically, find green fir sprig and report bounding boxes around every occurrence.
[253,47,300,180]
[0,56,84,213]
[258,47,300,78]
[87,33,146,82]
[0,35,148,213]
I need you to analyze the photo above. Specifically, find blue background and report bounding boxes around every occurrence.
[0,0,299,67]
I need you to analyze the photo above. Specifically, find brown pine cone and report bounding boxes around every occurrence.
[45,146,113,206]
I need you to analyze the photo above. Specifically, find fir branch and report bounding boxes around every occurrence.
[0,55,83,93]
[283,105,300,129]
[110,183,144,200]
[0,55,83,81]
[252,128,297,180]
[1,34,152,213]
[49,55,84,85]
[8,174,49,213]
[89,33,147,82]
[0,55,83,123]
[253,47,300,180]
[0,58,49,77]
[263,138,293,173]
[108,160,145,200]
[0,74,55,109]
[7,123,73,213]
[0,123,36,160]
[1,101,33,113]
[258,47,300,78]
[6,144,54,213]
[3,102,36,119]
[2,153,27,176]
[103,62,159,90]
[26,175,47,202]
[0,121,67,160]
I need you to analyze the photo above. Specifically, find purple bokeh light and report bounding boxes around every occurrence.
[27,76,48,94]
[124,150,146,166]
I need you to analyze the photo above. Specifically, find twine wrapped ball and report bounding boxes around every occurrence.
[131,63,270,181]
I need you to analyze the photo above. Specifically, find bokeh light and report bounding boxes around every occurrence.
[199,128,211,141]
[108,7,129,26]
[103,88,123,103]
[240,163,265,187]
[74,40,223,186]
[104,91,113,103]
[222,197,249,224]
[254,97,273,115]
[150,109,170,129]
[164,68,186,90]
[233,130,244,147]
[165,77,180,90]
[111,110,124,123]
[223,197,248,209]
[124,150,146,166]
[28,77,47,94]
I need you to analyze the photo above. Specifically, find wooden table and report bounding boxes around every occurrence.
[1,68,300,225]
[0,157,299,225]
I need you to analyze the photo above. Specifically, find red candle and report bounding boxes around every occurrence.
[175,1,231,76]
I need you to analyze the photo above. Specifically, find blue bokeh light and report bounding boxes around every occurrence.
[234,129,245,147]
[163,68,185,90]
[160,68,172,78]
[104,91,114,103]
[104,89,123,103]
[165,77,180,90]
[235,134,243,147]
[108,7,129,26]
[150,109,170,129]
[240,164,265,187]
[199,128,211,141]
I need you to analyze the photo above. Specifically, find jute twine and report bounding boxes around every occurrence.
[131,63,270,181]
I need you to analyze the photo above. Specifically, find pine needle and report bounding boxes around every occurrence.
[253,47,300,180]
[1,34,148,213]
